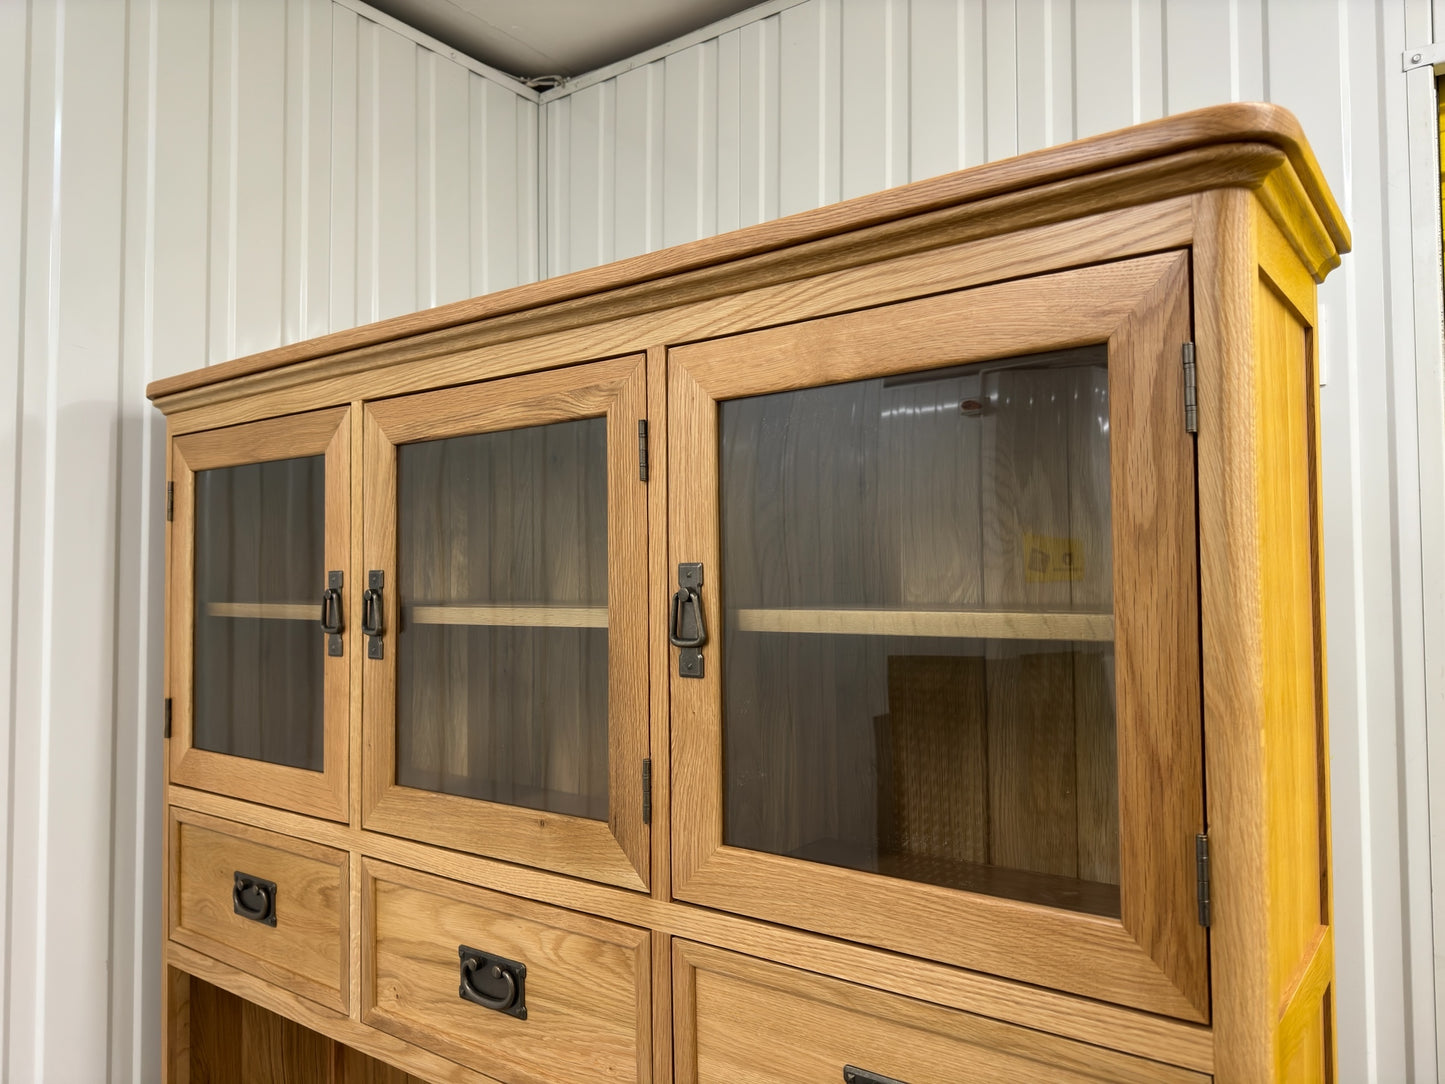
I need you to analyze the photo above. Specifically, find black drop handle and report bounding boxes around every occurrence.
[668,562,706,648]
[361,570,385,659]
[320,582,343,635]
[232,872,277,927]
[843,1068,908,1084]
[668,588,706,648]
[320,571,344,659]
[669,563,707,678]
[458,945,527,1019]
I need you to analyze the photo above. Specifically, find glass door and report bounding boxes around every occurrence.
[169,407,351,821]
[361,356,649,891]
[669,253,1208,1021]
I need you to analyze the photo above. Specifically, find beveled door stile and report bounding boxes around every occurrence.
[361,355,650,891]
[169,407,352,822]
[669,252,1208,1021]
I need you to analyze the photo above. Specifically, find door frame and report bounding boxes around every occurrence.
[667,252,1208,1020]
[169,406,352,822]
[360,354,650,891]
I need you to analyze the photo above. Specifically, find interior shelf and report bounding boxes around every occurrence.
[790,837,1122,919]
[406,603,608,628]
[204,602,315,620]
[732,606,1114,641]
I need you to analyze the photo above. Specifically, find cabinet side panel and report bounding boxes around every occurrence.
[1279,992,1330,1084]
[1254,275,1327,1009]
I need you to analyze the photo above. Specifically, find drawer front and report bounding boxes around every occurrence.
[675,941,1210,1084]
[363,860,651,1084]
[169,808,348,1012]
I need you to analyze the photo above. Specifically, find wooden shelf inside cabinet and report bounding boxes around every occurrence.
[203,602,315,621]
[793,837,1122,919]
[404,603,608,628]
[732,606,1115,641]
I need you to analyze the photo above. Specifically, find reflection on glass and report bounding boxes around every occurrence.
[193,455,326,771]
[720,347,1118,916]
[396,417,609,821]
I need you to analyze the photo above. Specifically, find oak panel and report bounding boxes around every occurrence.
[170,407,351,822]
[362,859,651,1084]
[169,782,1216,1076]
[673,941,1209,1084]
[169,807,348,1013]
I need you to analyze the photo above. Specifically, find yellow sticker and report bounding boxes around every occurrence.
[1023,532,1084,582]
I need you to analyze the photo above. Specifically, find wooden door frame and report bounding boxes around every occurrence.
[667,252,1208,1020]
[169,407,351,822]
[360,354,651,892]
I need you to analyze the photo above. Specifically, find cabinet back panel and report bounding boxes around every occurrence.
[193,455,326,772]
[394,418,609,821]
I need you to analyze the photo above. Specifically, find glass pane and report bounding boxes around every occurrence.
[720,347,1118,916]
[193,455,326,771]
[396,417,609,821]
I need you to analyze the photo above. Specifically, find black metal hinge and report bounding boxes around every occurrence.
[164,698,172,739]
[1196,833,1211,927]
[166,482,174,521]
[637,420,649,482]
[642,758,653,824]
[1182,342,1198,435]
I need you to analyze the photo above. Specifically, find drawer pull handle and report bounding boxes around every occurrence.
[232,872,277,927]
[843,1068,908,1084]
[458,944,527,1020]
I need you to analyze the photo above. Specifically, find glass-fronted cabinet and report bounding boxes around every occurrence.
[169,408,351,821]
[669,253,1210,1021]
[361,356,649,891]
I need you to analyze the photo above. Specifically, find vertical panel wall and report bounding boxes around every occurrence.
[0,2,538,1081]
[541,1,1436,1079]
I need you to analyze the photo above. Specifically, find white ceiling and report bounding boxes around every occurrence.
[367,0,766,80]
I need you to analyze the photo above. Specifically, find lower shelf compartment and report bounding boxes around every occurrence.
[182,976,426,1084]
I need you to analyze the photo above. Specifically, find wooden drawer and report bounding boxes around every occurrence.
[362,859,651,1084]
[168,807,348,1012]
[674,941,1210,1084]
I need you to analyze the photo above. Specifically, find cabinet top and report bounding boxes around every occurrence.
[148,102,1347,408]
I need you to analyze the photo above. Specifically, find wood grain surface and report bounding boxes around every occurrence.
[407,604,608,627]
[170,407,351,822]
[361,357,650,891]
[673,940,1209,1084]
[171,781,1216,1073]
[362,860,650,1084]
[205,603,318,620]
[670,251,1206,1020]
[732,607,1113,639]
[169,807,349,1013]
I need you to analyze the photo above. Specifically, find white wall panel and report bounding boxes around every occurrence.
[0,2,539,1079]
[8,3,130,1081]
[0,2,28,1064]
[614,62,666,263]
[542,1,1440,1078]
